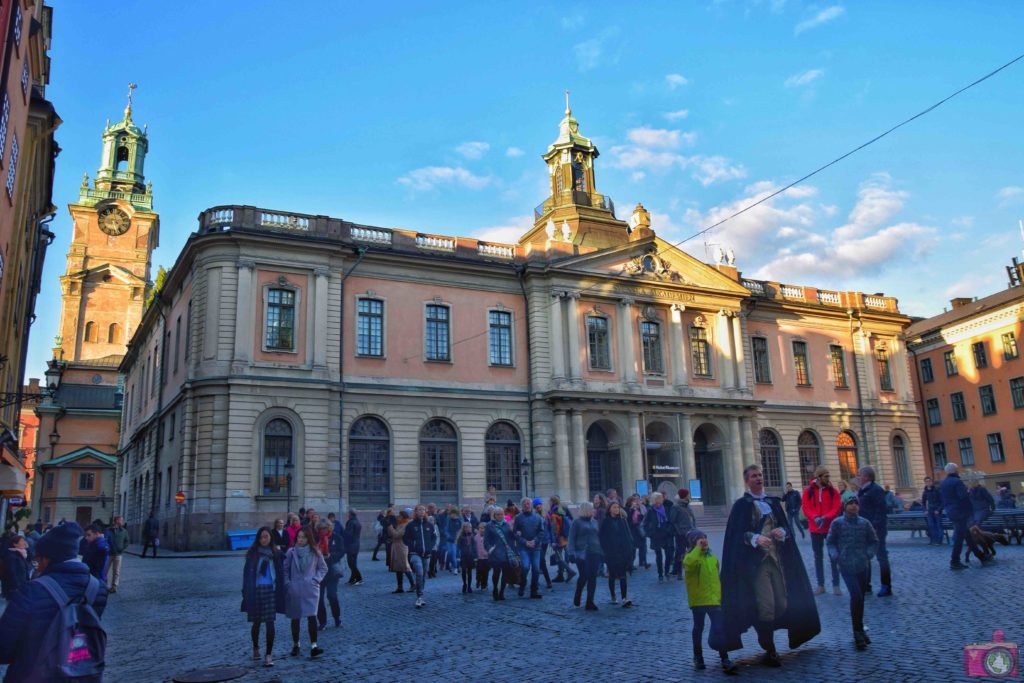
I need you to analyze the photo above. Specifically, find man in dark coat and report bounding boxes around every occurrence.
[716,464,820,667]
[856,466,892,596]
[343,510,363,585]
[921,477,945,545]
[940,463,980,569]
[782,482,805,539]
[142,511,160,558]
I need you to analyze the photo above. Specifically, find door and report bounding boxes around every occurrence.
[75,506,93,528]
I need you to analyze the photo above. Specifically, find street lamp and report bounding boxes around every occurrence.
[285,460,294,515]
[520,456,531,498]
[44,357,64,396]
[48,430,60,448]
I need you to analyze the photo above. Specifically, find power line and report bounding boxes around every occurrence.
[398,51,1024,363]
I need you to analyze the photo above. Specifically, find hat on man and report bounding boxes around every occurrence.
[813,466,830,479]
[35,522,83,563]
[531,498,543,508]
[678,488,690,499]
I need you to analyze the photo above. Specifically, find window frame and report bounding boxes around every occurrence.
[951,391,967,421]
[586,315,612,371]
[689,325,713,378]
[261,417,294,496]
[1011,376,1024,410]
[355,296,386,358]
[830,344,848,389]
[979,384,997,416]
[752,336,772,384]
[1002,332,1019,361]
[797,430,821,488]
[987,432,1005,464]
[45,471,54,491]
[485,421,522,495]
[487,308,514,367]
[0,93,9,162]
[943,350,958,377]
[972,341,988,370]
[419,418,459,499]
[5,132,17,198]
[348,416,391,503]
[919,357,934,384]
[958,437,975,467]
[926,398,942,426]
[78,471,96,492]
[262,286,298,353]
[892,435,911,488]
[423,302,451,362]
[792,340,811,386]
[639,319,665,375]
[877,346,894,392]
[758,429,783,488]
[932,442,947,469]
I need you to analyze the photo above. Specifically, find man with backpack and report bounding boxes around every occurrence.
[0,522,108,682]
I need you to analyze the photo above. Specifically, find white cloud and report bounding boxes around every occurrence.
[784,68,824,88]
[471,215,533,245]
[951,215,975,228]
[630,171,646,182]
[663,109,690,121]
[574,28,619,71]
[561,13,585,29]
[456,141,489,159]
[665,73,690,89]
[794,5,845,34]
[834,174,906,240]
[626,127,697,149]
[997,186,1024,203]
[505,146,525,158]
[943,272,1001,299]
[690,155,747,186]
[397,166,491,192]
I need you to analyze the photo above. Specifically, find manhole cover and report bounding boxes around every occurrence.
[173,666,248,683]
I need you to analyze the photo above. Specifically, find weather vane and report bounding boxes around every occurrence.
[565,89,571,115]
[125,82,137,117]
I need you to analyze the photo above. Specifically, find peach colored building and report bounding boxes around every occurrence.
[117,108,923,549]
[905,258,1024,496]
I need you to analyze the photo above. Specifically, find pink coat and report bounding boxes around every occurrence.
[473,533,488,560]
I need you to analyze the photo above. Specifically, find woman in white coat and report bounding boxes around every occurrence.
[284,526,328,658]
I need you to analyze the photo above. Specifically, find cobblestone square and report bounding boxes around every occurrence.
[64,532,1022,683]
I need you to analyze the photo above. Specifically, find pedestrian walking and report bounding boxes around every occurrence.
[242,527,285,667]
[284,527,327,658]
[827,497,879,651]
[547,496,576,583]
[81,525,110,581]
[456,522,477,593]
[404,505,438,608]
[389,510,414,592]
[940,463,984,569]
[598,500,635,607]
[642,492,673,581]
[316,521,342,629]
[371,507,390,561]
[782,483,805,538]
[968,478,995,526]
[533,499,554,590]
[473,522,490,590]
[484,509,517,601]
[270,519,288,553]
[856,466,892,596]
[105,515,128,594]
[683,529,737,674]
[670,488,696,579]
[141,511,160,558]
[802,466,842,595]
[343,510,363,585]
[568,501,602,611]
[626,494,648,569]
[444,508,461,573]
[512,497,544,599]
[0,536,30,599]
[922,477,945,545]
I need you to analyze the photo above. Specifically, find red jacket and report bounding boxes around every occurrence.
[801,481,841,534]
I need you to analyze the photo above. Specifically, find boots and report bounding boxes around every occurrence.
[694,651,706,670]
[854,631,868,650]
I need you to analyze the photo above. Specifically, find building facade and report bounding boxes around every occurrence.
[31,94,158,527]
[906,257,1024,494]
[118,107,923,549]
[0,0,58,529]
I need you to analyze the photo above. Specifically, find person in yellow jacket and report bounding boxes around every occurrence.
[683,529,738,674]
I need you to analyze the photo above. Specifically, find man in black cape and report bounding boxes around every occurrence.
[713,463,820,666]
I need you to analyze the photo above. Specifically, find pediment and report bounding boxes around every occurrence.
[69,263,146,285]
[551,236,750,295]
[42,447,117,469]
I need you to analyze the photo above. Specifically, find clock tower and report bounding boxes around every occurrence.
[58,88,159,362]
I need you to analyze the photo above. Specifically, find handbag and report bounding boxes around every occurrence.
[497,528,521,569]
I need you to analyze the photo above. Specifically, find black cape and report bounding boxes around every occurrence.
[713,493,820,653]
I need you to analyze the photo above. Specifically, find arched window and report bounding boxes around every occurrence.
[419,419,458,502]
[262,418,293,495]
[758,429,782,488]
[84,321,97,343]
[116,145,129,172]
[837,431,859,484]
[485,421,521,495]
[108,322,122,344]
[892,435,911,488]
[797,431,821,487]
[349,416,390,505]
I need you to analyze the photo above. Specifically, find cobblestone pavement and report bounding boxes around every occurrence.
[15,532,1023,682]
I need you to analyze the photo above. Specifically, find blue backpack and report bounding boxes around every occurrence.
[34,575,107,681]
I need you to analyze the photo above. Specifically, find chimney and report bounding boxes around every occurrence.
[950,297,973,309]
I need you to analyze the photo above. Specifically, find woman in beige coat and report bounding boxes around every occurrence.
[389,509,415,593]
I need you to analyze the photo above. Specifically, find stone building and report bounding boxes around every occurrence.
[0,1,59,528]
[31,93,158,527]
[906,257,1024,494]
[117,106,924,549]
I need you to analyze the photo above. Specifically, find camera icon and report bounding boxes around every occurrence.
[964,630,1018,678]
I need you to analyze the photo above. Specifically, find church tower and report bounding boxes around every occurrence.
[58,86,159,362]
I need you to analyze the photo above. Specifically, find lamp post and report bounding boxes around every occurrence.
[285,460,294,515]
[520,456,531,499]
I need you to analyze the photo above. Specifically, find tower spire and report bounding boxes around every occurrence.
[125,82,137,119]
[565,88,571,116]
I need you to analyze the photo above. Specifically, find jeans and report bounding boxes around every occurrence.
[865,529,891,588]
[409,553,427,597]
[318,568,340,625]
[811,532,839,587]
[634,534,648,567]
[444,542,457,570]
[518,547,542,592]
[950,518,979,564]
[691,606,728,660]
[787,510,806,538]
[926,510,944,544]
[840,570,868,632]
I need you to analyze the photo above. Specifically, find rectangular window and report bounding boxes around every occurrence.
[0,94,7,162]
[640,321,664,374]
[951,391,967,421]
[356,298,384,357]
[987,432,1005,463]
[932,442,947,469]
[1011,377,1024,409]
[830,345,848,388]
[958,437,975,467]
[752,337,771,383]
[78,472,96,491]
[926,398,942,426]
[587,316,611,370]
[1003,332,1019,360]
[5,133,18,198]
[20,61,29,97]
[12,5,22,48]
[151,343,159,396]
[980,384,997,416]
[425,304,450,361]
[265,288,295,350]
[169,412,176,441]
[920,358,934,384]
[690,327,712,377]
[488,310,513,366]
[944,349,958,376]
[877,347,893,392]
[973,341,988,369]
[174,316,181,372]
[1019,428,1024,458]
[792,340,810,386]
[45,472,54,490]
[166,467,173,507]
[185,301,192,359]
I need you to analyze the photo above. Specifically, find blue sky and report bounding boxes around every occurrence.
[28,1,1024,378]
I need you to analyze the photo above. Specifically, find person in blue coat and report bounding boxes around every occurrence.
[81,525,110,581]
[921,477,945,545]
[939,463,982,569]
[968,480,996,525]
[856,467,891,596]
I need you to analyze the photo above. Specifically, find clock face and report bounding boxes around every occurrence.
[98,207,130,236]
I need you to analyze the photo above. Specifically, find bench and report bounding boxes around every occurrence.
[886,510,1024,544]
[226,529,259,550]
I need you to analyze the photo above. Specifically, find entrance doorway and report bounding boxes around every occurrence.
[694,425,726,505]
[645,420,680,491]
[76,506,93,528]
[586,422,622,499]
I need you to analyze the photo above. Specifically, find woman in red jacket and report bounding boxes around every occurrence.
[801,466,842,595]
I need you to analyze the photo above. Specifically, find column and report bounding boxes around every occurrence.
[717,310,735,389]
[727,415,744,502]
[669,304,688,388]
[570,409,587,503]
[679,413,695,485]
[859,330,877,399]
[233,260,255,362]
[554,410,571,498]
[627,412,645,491]
[732,314,747,390]
[618,298,637,384]
[740,416,754,472]
[313,268,329,368]
[203,266,222,360]
[891,337,911,402]
[565,292,582,382]
[549,291,566,381]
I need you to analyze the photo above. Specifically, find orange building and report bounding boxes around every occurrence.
[906,257,1024,496]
